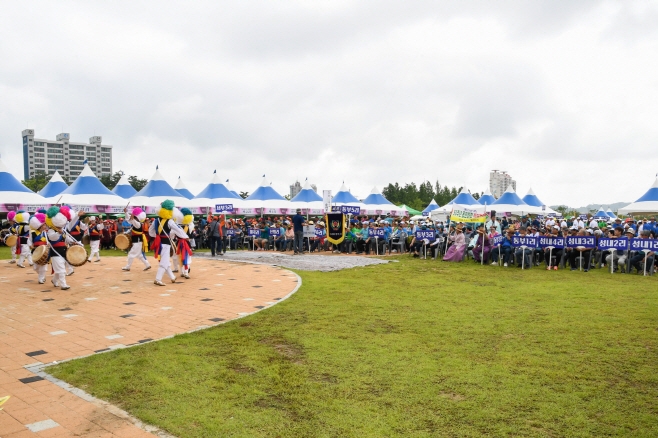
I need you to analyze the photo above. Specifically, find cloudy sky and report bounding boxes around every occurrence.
[1,0,657,207]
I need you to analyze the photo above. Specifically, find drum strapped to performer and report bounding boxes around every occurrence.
[66,244,88,267]
[4,234,17,247]
[32,245,49,265]
[115,233,130,250]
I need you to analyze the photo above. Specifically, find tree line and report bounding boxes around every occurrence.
[382,181,481,211]
[22,171,148,193]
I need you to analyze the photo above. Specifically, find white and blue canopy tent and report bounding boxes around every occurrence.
[189,170,245,213]
[0,157,47,210]
[38,170,68,198]
[618,177,658,215]
[129,166,191,208]
[46,161,124,207]
[243,175,291,214]
[488,187,541,215]
[521,188,557,216]
[362,186,405,215]
[443,188,481,208]
[606,208,617,219]
[111,174,137,199]
[332,182,366,211]
[290,179,324,214]
[477,189,496,206]
[421,199,440,216]
[592,207,610,221]
[225,179,241,198]
[174,176,195,200]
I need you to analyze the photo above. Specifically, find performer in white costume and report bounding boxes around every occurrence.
[45,206,76,290]
[122,207,151,271]
[149,200,188,286]
[86,216,104,262]
[65,209,87,275]
[14,211,34,268]
[6,211,17,264]
[27,213,49,284]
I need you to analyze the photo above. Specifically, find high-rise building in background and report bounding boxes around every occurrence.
[21,129,113,181]
[489,170,516,198]
[289,180,318,198]
[290,180,302,198]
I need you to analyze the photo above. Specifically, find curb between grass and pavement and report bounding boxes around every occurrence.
[23,261,304,438]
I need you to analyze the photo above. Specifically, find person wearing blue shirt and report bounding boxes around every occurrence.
[291,209,306,255]
[494,227,514,267]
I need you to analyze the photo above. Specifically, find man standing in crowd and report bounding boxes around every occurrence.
[208,216,222,256]
[486,211,501,234]
[292,208,306,255]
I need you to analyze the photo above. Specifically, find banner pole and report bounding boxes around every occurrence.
[548,247,552,270]
[522,245,525,269]
[610,248,615,274]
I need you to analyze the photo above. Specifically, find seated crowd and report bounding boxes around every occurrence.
[192,210,657,274]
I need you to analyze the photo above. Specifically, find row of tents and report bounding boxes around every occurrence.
[1,158,657,217]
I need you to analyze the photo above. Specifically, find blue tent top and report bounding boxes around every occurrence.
[174,177,195,199]
[448,188,480,206]
[225,179,241,198]
[362,187,394,205]
[333,183,361,204]
[492,188,528,207]
[291,179,322,203]
[422,199,440,213]
[478,189,496,206]
[38,170,68,198]
[0,159,35,194]
[606,208,616,219]
[245,175,286,201]
[593,208,609,220]
[112,174,137,199]
[134,167,183,198]
[194,171,242,200]
[521,188,545,207]
[59,162,115,196]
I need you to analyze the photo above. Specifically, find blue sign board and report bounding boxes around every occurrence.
[630,238,658,251]
[332,205,361,215]
[566,236,596,248]
[225,229,236,236]
[248,228,260,237]
[511,236,537,247]
[598,237,628,251]
[579,214,588,220]
[538,236,565,248]
[492,235,504,246]
[215,204,233,214]
[315,229,325,238]
[415,230,436,241]
[269,228,281,236]
[368,228,386,238]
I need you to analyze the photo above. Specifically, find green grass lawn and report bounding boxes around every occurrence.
[41,256,658,437]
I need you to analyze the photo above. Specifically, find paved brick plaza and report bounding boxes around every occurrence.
[0,257,299,437]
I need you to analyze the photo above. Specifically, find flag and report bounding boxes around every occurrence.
[325,213,345,244]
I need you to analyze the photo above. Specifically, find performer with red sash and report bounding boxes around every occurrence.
[28,213,49,284]
[175,208,194,279]
[86,216,104,262]
[149,200,188,286]
[46,206,75,290]
[6,211,17,264]
[14,211,34,268]
[122,207,151,271]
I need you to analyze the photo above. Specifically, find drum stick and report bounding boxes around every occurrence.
[54,196,62,206]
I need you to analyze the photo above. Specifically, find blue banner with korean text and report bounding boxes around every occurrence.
[332,205,361,215]
[598,237,628,251]
[511,236,537,248]
[368,228,386,238]
[248,228,260,237]
[214,204,233,214]
[566,236,596,248]
[538,236,565,248]
[630,238,658,251]
[415,230,436,241]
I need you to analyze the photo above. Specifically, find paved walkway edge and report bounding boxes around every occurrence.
[23,262,304,438]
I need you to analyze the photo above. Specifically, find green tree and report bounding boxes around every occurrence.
[99,172,123,190]
[21,171,69,193]
[128,176,148,192]
[239,191,249,199]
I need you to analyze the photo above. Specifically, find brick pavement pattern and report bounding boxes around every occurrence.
[0,257,298,437]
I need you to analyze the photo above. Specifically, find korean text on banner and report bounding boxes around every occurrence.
[450,207,488,223]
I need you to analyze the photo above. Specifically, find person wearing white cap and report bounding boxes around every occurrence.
[86,216,104,262]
